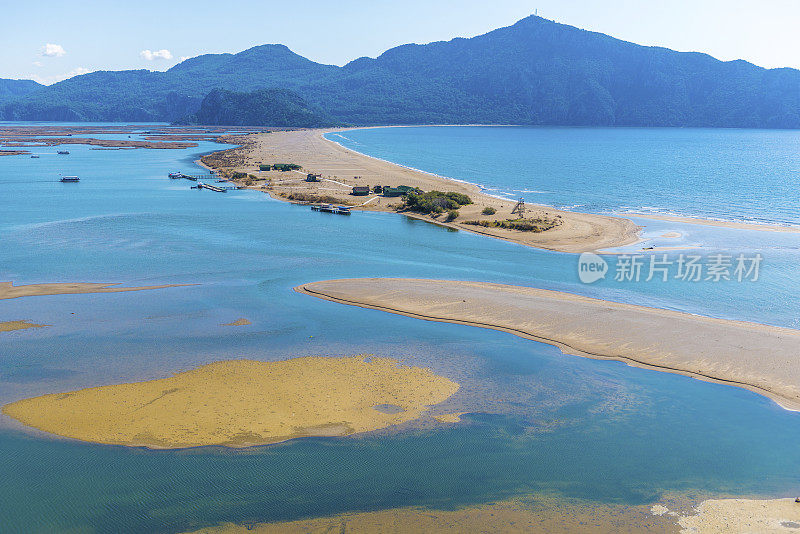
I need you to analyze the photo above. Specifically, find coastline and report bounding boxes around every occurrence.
[201,128,642,254]
[296,278,800,412]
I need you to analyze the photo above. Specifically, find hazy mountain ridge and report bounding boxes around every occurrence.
[2,16,798,127]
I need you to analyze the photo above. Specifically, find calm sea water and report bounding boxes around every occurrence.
[329,126,800,226]
[1,125,800,533]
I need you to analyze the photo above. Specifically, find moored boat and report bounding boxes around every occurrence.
[59,176,80,183]
[57,150,70,155]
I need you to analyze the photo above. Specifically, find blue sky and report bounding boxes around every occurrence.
[4,0,799,85]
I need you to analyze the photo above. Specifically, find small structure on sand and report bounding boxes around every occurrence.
[306,173,321,182]
[351,186,370,196]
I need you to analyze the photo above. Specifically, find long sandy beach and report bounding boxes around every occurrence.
[204,128,642,253]
[297,278,800,411]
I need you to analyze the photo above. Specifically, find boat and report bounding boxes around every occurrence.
[168,172,182,178]
[30,155,40,159]
[311,204,351,215]
[57,150,70,155]
[60,176,80,183]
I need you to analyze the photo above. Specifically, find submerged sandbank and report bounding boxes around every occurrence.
[202,128,641,253]
[297,278,800,410]
[2,356,459,449]
[183,494,680,533]
[630,213,800,233]
[0,281,191,300]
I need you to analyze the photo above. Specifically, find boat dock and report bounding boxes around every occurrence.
[311,204,351,215]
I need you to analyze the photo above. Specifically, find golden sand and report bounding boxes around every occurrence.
[676,498,800,533]
[297,278,800,410]
[0,320,47,332]
[183,495,680,534]
[201,128,641,253]
[2,356,459,449]
[0,281,190,300]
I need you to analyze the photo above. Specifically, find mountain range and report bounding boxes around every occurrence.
[2,15,799,128]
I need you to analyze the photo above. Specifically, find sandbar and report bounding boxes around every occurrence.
[631,213,800,233]
[0,281,190,300]
[0,320,47,332]
[297,278,800,410]
[2,356,459,449]
[201,129,641,253]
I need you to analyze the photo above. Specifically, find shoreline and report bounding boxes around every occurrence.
[201,128,642,253]
[296,278,800,412]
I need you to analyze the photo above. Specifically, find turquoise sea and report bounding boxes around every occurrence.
[1,124,800,533]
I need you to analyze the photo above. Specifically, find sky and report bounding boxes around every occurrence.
[2,0,799,85]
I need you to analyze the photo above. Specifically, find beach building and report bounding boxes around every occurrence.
[352,186,370,196]
[306,173,321,182]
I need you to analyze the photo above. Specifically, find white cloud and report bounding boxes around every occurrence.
[41,43,66,57]
[29,67,92,85]
[140,49,173,61]
[33,61,43,68]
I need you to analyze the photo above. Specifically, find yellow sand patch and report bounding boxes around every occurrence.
[677,498,800,533]
[0,320,47,333]
[1,356,459,449]
[222,318,251,326]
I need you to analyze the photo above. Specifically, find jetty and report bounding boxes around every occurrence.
[196,181,226,193]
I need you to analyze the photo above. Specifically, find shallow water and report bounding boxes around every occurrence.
[2,125,800,533]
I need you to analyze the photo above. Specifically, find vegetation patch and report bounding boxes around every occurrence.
[402,190,472,215]
[482,206,496,215]
[464,218,558,232]
[281,192,352,205]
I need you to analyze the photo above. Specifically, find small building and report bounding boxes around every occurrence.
[259,164,272,171]
[372,185,383,193]
[382,185,417,197]
[306,173,321,182]
[351,186,370,196]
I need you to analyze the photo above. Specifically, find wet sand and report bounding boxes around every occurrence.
[297,278,800,410]
[2,356,459,449]
[202,129,642,253]
[629,213,800,233]
[0,281,190,300]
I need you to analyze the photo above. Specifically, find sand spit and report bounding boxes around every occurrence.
[2,356,459,449]
[0,281,190,300]
[183,495,680,534]
[676,498,800,533]
[297,278,800,410]
[0,320,47,333]
[630,213,800,234]
[201,128,641,253]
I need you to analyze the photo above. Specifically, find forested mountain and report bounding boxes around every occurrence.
[0,79,43,105]
[2,16,799,127]
[180,88,337,127]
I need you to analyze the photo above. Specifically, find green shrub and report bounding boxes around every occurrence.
[482,206,496,215]
[445,209,459,222]
[402,190,472,215]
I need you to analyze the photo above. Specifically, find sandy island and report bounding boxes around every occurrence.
[2,356,459,449]
[0,281,190,300]
[201,129,641,253]
[297,278,800,410]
